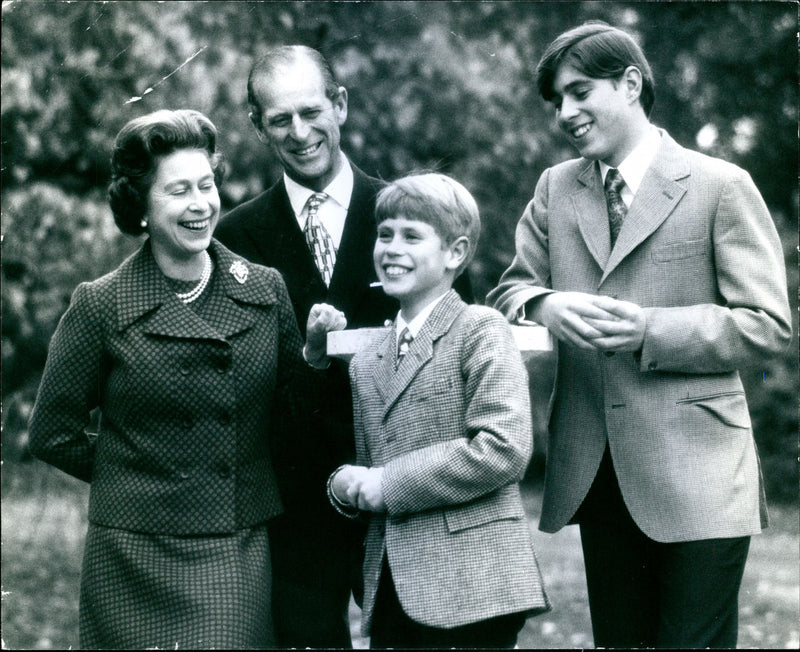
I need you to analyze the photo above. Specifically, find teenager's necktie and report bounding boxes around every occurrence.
[604,168,627,247]
[304,192,336,286]
[396,328,414,367]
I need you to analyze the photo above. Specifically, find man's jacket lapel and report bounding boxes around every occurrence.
[601,133,689,283]
[574,161,612,272]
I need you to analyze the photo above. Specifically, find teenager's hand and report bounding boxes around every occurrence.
[582,296,646,352]
[304,303,347,368]
[532,291,618,349]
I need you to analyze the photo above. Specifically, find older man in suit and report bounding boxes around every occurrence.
[489,23,791,648]
[215,45,471,647]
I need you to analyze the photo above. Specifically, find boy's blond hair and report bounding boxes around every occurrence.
[375,173,481,274]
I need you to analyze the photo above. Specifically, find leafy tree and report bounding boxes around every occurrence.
[2,1,796,500]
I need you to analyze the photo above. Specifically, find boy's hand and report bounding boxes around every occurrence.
[330,465,358,506]
[305,303,347,368]
[346,466,387,512]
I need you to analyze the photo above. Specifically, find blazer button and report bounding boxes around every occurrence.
[181,416,193,430]
[180,364,191,376]
[178,469,190,480]
[217,463,232,479]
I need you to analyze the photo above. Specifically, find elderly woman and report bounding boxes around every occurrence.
[28,109,313,649]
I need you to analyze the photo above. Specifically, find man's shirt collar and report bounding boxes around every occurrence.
[284,152,353,217]
[599,124,662,198]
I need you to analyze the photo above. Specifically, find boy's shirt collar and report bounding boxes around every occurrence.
[396,292,450,343]
[598,125,662,204]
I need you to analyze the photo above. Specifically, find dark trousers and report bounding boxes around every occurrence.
[370,559,526,649]
[268,510,361,648]
[576,446,750,648]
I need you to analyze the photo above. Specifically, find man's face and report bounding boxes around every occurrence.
[551,63,639,167]
[252,59,347,191]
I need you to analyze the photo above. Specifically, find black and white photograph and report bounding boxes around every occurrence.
[1,1,797,649]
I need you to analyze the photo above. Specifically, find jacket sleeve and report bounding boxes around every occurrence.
[486,168,555,321]
[28,282,106,482]
[639,167,792,373]
[269,269,333,467]
[381,311,533,515]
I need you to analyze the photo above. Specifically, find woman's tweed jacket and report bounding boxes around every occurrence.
[349,291,550,634]
[29,238,311,535]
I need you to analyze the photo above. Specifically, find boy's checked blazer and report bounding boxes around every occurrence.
[489,130,792,543]
[349,290,550,635]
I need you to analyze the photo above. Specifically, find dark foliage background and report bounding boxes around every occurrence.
[2,1,797,502]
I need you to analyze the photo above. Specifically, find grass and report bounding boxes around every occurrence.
[2,462,798,650]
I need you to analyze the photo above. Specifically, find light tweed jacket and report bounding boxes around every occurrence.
[489,130,792,542]
[348,290,550,634]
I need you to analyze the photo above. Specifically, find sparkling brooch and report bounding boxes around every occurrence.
[229,260,249,284]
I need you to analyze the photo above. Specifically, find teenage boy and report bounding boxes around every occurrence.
[306,173,550,649]
[488,22,791,648]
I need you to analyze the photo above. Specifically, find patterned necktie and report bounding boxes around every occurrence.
[396,328,414,367]
[604,168,627,247]
[304,192,336,286]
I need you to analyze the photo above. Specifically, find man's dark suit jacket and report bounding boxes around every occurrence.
[216,166,397,507]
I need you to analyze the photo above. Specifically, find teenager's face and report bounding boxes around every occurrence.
[373,216,462,320]
[551,63,641,167]
[251,59,347,192]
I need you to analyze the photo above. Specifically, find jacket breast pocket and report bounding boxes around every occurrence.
[410,376,454,402]
[676,391,752,429]
[651,237,708,263]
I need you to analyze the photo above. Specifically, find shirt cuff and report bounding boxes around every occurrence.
[303,344,331,370]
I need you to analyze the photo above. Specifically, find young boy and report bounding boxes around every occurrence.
[488,22,791,648]
[305,173,550,648]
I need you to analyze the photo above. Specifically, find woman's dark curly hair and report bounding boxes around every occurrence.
[108,109,225,235]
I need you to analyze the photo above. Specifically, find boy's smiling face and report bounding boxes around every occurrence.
[374,216,464,321]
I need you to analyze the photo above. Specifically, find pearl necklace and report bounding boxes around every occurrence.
[175,251,213,304]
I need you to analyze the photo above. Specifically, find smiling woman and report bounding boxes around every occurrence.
[145,149,220,279]
[27,109,315,649]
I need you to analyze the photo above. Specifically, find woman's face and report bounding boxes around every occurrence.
[145,149,220,264]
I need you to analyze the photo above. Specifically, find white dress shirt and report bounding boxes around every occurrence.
[598,125,662,207]
[284,152,353,249]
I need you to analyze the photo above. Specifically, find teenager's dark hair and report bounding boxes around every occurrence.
[247,45,340,131]
[536,22,655,117]
[108,109,224,235]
